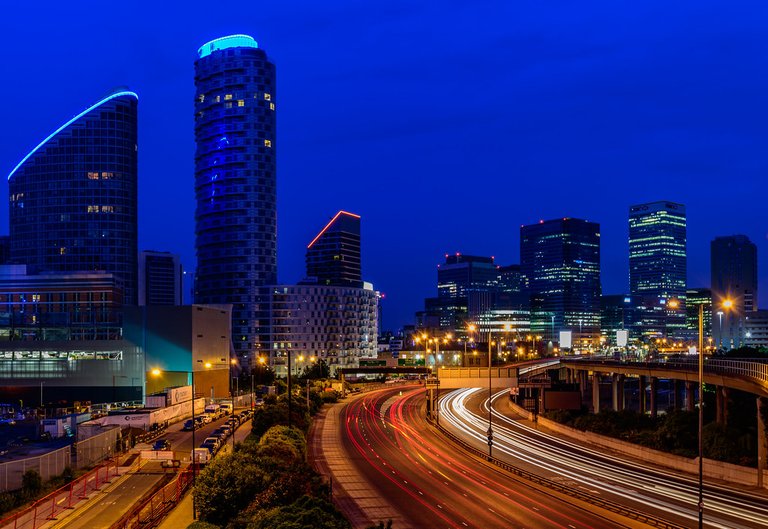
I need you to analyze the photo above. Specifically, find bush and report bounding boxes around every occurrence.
[246,495,351,529]
[21,470,42,499]
[187,522,220,529]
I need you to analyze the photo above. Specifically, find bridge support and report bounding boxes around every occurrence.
[579,370,589,402]
[758,397,766,489]
[716,386,729,425]
[592,372,601,413]
[685,381,695,412]
[672,380,683,410]
[649,377,658,418]
[612,374,624,411]
[638,375,647,415]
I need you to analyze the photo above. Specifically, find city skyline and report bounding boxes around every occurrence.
[1,2,767,331]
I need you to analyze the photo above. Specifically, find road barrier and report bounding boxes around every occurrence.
[0,459,120,529]
[431,420,686,529]
[109,467,194,529]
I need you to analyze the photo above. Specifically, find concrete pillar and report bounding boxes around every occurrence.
[638,375,647,414]
[758,397,766,489]
[579,370,589,401]
[672,379,682,410]
[716,386,729,425]
[592,372,601,413]
[612,374,625,411]
[685,381,695,412]
[649,377,658,418]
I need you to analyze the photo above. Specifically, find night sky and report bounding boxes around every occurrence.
[1,1,767,331]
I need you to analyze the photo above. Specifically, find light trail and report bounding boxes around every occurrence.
[439,388,768,529]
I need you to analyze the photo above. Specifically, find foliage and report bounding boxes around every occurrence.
[298,359,332,380]
[193,452,268,527]
[715,346,768,359]
[246,495,351,529]
[187,522,221,529]
[259,425,307,462]
[251,397,310,438]
[321,391,340,404]
[21,470,42,498]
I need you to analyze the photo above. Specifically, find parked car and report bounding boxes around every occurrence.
[152,439,171,451]
[203,436,221,450]
[200,441,217,454]
[254,398,265,407]
[182,419,196,431]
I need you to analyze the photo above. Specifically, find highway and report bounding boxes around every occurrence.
[439,387,768,529]
[339,385,626,529]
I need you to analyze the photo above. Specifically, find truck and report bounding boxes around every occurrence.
[193,447,211,465]
[204,403,221,418]
[219,402,233,416]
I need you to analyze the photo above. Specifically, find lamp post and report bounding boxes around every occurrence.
[487,329,494,459]
[287,350,292,429]
[717,311,724,348]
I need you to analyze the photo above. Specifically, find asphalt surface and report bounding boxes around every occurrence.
[440,387,768,529]
[335,386,625,529]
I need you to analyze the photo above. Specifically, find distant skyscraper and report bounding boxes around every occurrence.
[628,201,687,336]
[711,235,757,348]
[8,90,139,304]
[194,35,277,364]
[139,251,182,306]
[686,288,712,341]
[521,218,601,347]
[304,211,362,287]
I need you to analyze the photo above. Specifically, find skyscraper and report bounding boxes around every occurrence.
[521,218,601,347]
[304,210,362,287]
[8,90,139,304]
[711,235,757,348]
[194,35,277,364]
[628,201,687,336]
[139,251,183,306]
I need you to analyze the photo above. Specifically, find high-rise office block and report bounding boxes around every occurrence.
[711,235,757,348]
[8,90,139,304]
[305,211,361,287]
[686,288,712,342]
[629,201,687,336]
[139,251,182,306]
[194,35,277,365]
[521,218,601,347]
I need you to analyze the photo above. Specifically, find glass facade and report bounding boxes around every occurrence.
[520,218,601,346]
[8,91,139,304]
[711,235,757,348]
[305,211,362,287]
[194,35,277,366]
[628,201,687,336]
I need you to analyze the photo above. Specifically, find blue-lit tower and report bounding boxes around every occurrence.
[194,35,277,365]
[8,90,139,304]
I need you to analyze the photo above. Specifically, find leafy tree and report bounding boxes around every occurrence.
[246,495,351,529]
[251,398,310,438]
[259,425,306,462]
[186,522,221,529]
[193,452,268,527]
[298,359,331,380]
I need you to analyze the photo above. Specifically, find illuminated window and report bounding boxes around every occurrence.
[87,172,99,180]
[101,205,114,213]
[101,172,113,179]
[269,102,275,111]
[214,95,220,103]
[264,93,271,101]
[264,139,272,147]
[198,94,205,103]
[32,295,40,303]
[224,94,233,100]
[237,100,245,107]
[87,205,99,213]
[59,247,67,255]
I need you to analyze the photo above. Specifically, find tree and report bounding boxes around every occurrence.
[246,495,351,529]
[298,359,331,380]
[21,469,42,499]
[193,452,268,527]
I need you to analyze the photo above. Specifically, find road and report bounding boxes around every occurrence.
[337,386,626,529]
[440,387,768,529]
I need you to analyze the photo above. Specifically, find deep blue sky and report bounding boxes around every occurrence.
[1,1,767,331]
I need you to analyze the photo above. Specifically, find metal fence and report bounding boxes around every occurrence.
[110,468,193,529]
[76,427,122,469]
[0,447,70,492]
[0,459,120,529]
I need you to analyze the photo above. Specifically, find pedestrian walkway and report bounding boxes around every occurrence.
[309,398,411,529]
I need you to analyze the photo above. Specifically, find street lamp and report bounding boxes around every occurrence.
[487,329,494,459]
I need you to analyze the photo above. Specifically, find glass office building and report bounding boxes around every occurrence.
[521,218,601,346]
[194,35,277,366]
[305,211,362,287]
[628,201,687,336]
[8,90,139,304]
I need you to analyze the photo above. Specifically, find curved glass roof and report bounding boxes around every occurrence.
[8,90,138,181]
[197,34,258,59]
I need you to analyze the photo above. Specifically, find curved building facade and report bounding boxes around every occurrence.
[194,35,277,364]
[8,90,139,304]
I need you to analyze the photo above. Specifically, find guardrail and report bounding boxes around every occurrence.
[0,459,121,529]
[110,468,193,529]
[430,420,685,529]
[562,357,768,388]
